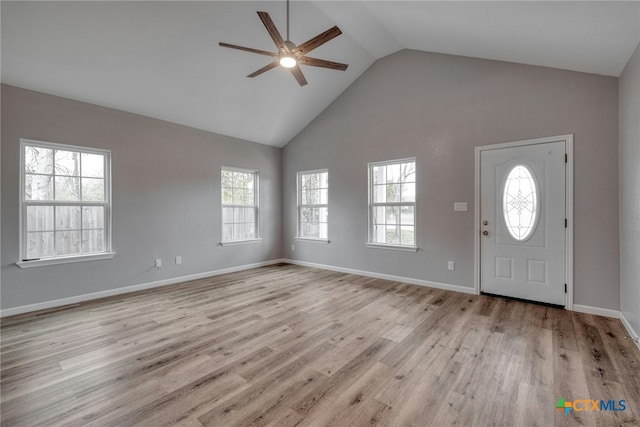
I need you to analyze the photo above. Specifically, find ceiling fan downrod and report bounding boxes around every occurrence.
[286,0,290,41]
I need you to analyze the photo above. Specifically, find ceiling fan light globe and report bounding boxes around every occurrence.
[280,56,297,68]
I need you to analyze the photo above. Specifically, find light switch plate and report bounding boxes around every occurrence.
[454,202,468,211]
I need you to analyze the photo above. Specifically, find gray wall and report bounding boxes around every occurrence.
[619,41,640,335]
[1,84,282,310]
[282,50,620,311]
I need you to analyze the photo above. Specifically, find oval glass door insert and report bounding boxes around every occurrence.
[503,165,538,241]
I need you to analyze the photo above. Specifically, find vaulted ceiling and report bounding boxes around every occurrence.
[2,1,639,147]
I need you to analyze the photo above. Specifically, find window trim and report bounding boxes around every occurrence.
[297,168,329,242]
[18,139,113,267]
[220,166,260,244]
[365,243,418,252]
[367,157,417,251]
[294,237,330,244]
[17,252,115,269]
[219,238,262,247]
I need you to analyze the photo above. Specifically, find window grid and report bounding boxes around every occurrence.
[297,170,328,240]
[368,159,416,247]
[221,168,259,242]
[20,140,111,261]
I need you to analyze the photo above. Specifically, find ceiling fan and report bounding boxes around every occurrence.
[219,0,348,86]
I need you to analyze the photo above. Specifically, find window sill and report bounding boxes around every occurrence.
[220,238,262,247]
[295,237,330,244]
[16,252,115,269]
[365,243,418,252]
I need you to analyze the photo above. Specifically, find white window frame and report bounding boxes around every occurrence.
[367,157,418,252]
[296,169,329,243]
[220,166,260,245]
[17,139,114,268]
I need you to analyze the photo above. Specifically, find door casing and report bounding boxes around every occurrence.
[474,134,574,309]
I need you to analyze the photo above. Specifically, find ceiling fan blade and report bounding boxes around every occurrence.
[289,65,308,86]
[219,42,277,57]
[257,11,288,52]
[247,61,280,78]
[295,26,342,55]
[298,56,348,71]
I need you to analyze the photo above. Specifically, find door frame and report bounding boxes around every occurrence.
[474,134,574,309]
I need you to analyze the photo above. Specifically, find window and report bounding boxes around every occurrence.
[503,164,538,241]
[19,139,112,266]
[221,167,259,243]
[368,158,416,249]
[297,169,328,240]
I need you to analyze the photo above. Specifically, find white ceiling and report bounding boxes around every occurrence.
[2,1,639,147]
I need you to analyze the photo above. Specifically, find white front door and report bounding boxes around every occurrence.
[480,140,566,305]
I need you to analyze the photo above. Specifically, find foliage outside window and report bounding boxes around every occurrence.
[297,170,328,240]
[221,168,259,242]
[368,159,416,247]
[21,140,111,260]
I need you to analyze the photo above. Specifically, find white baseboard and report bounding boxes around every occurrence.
[572,304,620,318]
[4,258,629,332]
[620,311,640,351]
[283,258,476,295]
[0,259,285,318]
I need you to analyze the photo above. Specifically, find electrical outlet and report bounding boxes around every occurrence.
[175,256,182,265]
[291,244,295,251]
[155,258,162,268]
[448,261,455,270]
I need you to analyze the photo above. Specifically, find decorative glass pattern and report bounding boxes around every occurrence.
[503,165,537,241]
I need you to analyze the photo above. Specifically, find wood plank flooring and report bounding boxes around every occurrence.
[1,263,639,426]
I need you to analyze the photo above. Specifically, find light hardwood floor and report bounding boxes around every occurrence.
[1,263,638,426]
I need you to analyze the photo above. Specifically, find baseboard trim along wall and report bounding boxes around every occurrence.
[0,259,286,317]
[285,260,630,321]
[572,304,620,319]
[283,258,476,295]
[2,259,630,334]
[620,312,640,351]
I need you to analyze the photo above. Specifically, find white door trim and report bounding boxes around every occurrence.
[474,134,574,309]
